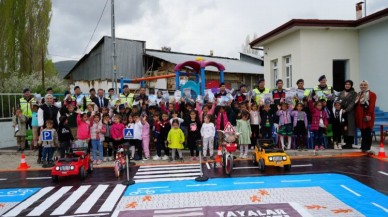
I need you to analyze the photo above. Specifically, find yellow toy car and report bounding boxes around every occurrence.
[252,139,291,172]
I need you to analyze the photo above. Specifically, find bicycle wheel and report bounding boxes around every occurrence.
[224,154,233,176]
[114,161,121,177]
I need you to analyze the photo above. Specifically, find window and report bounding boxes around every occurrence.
[272,60,278,87]
[284,56,292,88]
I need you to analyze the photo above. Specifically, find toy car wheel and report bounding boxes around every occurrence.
[87,160,93,174]
[79,166,86,180]
[114,161,121,177]
[258,158,265,172]
[224,154,233,176]
[252,154,258,166]
[284,164,291,171]
[222,153,226,168]
[52,175,58,183]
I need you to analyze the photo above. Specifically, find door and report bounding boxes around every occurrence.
[332,60,347,91]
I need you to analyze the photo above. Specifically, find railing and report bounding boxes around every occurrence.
[0,93,23,121]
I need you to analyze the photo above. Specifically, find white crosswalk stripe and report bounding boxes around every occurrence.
[3,184,127,216]
[134,164,201,183]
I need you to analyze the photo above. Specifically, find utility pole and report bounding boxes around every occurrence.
[364,0,367,17]
[111,0,118,93]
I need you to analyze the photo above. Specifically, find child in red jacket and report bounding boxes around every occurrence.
[76,112,90,148]
[308,98,328,151]
[110,115,125,158]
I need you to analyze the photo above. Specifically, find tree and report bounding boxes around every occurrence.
[241,33,259,55]
[0,0,52,80]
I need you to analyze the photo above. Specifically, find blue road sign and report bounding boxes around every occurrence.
[41,131,53,142]
[124,128,134,139]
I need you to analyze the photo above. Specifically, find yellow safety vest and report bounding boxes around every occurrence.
[119,93,134,108]
[313,85,332,100]
[19,97,36,118]
[253,88,270,104]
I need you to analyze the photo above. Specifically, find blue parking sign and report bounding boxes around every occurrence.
[124,128,134,139]
[42,131,53,141]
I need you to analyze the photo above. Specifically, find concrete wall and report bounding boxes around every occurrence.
[0,122,16,148]
[359,19,388,111]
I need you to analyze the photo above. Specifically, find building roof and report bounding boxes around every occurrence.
[145,49,263,74]
[250,8,388,47]
[239,52,264,61]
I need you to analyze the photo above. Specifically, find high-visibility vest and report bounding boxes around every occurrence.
[19,97,36,118]
[253,88,270,104]
[304,89,311,97]
[313,85,332,100]
[119,93,134,108]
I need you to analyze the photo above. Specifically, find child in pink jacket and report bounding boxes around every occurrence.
[308,99,328,150]
[76,112,90,148]
[110,115,125,158]
[141,114,150,160]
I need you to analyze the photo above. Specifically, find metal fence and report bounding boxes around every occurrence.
[0,93,23,120]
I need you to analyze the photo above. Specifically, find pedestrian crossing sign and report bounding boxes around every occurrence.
[124,128,134,139]
[224,122,235,133]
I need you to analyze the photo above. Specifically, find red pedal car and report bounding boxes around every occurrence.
[51,148,93,182]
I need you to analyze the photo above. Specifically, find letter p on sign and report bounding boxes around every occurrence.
[42,131,53,141]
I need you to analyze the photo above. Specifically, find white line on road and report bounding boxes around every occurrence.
[98,184,127,212]
[138,166,200,171]
[281,179,311,183]
[140,163,199,168]
[371,202,388,213]
[340,184,361,197]
[3,187,54,217]
[134,172,200,179]
[233,181,264,185]
[0,178,7,181]
[206,162,210,170]
[26,177,51,180]
[51,185,91,215]
[292,164,313,167]
[378,171,388,176]
[27,186,72,216]
[134,177,198,183]
[186,184,217,187]
[233,166,259,170]
[75,185,109,214]
[136,169,199,175]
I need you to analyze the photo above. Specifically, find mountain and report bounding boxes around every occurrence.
[54,60,77,79]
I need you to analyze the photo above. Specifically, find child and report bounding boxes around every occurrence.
[132,113,144,160]
[260,104,274,139]
[167,119,185,161]
[58,116,74,158]
[152,113,169,160]
[90,113,106,164]
[76,111,90,148]
[187,111,201,161]
[322,99,333,148]
[141,114,150,160]
[110,115,125,158]
[125,115,136,160]
[291,103,308,150]
[169,110,184,127]
[39,120,59,166]
[276,102,293,149]
[309,98,328,150]
[248,102,260,149]
[236,110,252,159]
[66,104,78,140]
[201,114,215,160]
[216,105,229,148]
[102,114,113,161]
[196,101,216,123]
[31,104,40,151]
[12,108,27,152]
[332,101,347,150]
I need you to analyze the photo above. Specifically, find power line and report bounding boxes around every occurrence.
[82,0,109,55]
[48,53,79,60]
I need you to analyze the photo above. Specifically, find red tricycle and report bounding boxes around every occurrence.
[114,145,126,177]
[51,147,93,182]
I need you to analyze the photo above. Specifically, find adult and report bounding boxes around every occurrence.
[272,79,286,124]
[93,88,109,109]
[119,85,134,108]
[234,84,247,103]
[19,88,36,129]
[296,79,311,98]
[73,86,82,100]
[135,87,149,105]
[355,80,376,152]
[252,79,270,105]
[312,75,334,104]
[87,88,97,105]
[337,80,357,149]
[41,87,57,104]
[295,79,312,124]
[214,82,227,99]
[107,88,118,108]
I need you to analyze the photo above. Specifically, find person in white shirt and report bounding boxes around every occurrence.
[131,113,144,160]
[200,114,216,160]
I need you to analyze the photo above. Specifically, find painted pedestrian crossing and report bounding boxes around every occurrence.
[3,184,126,216]
[134,163,201,183]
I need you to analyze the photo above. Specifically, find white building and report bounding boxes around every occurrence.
[250,8,388,110]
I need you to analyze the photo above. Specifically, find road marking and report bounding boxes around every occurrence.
[233,181,264,185]
[61,214,110,217]
[281,179,311,183]
[292,164,313,167]
[134,177,199,183]
[371,202,388,213]
[0,178,7,181]
[138,186,169,189]
[140,163,199,168]
[186,184,217,187]
[27,186,72,216]
[75,185,109,214]
[51,185,91,215]
[3,187,54,217]
[136,169,199,175]
[134,172,200,179]
[234,166,259,169]
[378,171,388,176]
[206,162,210,169]
[98,184,127,212]
[340,184,361,197]
[26,177,51,180]
[138,166,200,171]
[289,202,314,217]
[154,207,203,213]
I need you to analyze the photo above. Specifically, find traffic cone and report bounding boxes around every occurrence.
[215,145,222,163]
[17,154,31,170]
[377,142,387,158]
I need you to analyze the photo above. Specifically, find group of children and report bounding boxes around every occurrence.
[13,83,349,166]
